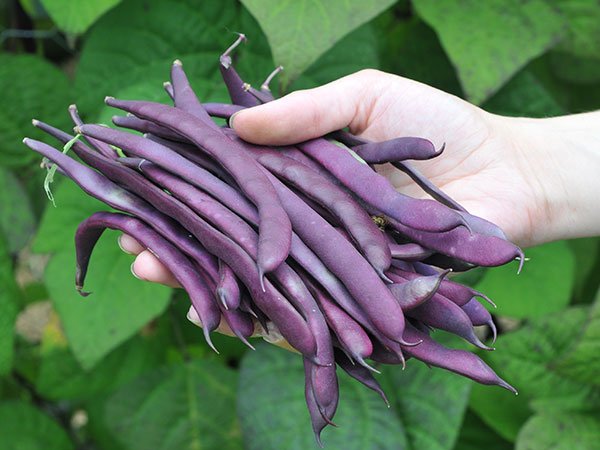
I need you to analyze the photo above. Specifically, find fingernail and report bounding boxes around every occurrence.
[228,110,241,129]
[118,235,134,255]
[130,262,142,280]
[186,306,202,326]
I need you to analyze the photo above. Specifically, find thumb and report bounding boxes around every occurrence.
[230,70,378,146]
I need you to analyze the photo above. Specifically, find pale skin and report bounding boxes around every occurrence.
[118,69,600,333]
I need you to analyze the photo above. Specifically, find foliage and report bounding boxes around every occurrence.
[1,0,600,448]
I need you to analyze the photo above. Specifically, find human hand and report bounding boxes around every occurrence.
[122,69,600,300]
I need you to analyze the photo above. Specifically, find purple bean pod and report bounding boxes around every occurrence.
[74,212,222,351]
[101,98,292,278]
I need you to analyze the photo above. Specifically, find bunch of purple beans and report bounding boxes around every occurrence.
[24,35,522,444]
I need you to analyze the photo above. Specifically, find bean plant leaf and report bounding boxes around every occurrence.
[375,16,463,96]
[36,330,170,401]
[104,360,241,450]
[567,237,600,303]
[453,411,513,450]
[44,238,171,370]
[34,176,170,369]
[0,167,36,252]
[551,0,600,60]
[0,54,71,168]
[0,234,20,376]
[40,0,122,35]
[290,24,379,92]
[469,382,532,442]
[475,241,575,319]
[238,343,408,449]
[0,400,74,450]
[549,51,600,85]
[413,0,565,104]
[380,359,472,450]
[483,69,564,117]
[482,307,600,414]
[552,291,600,386]
[74,0,272,117]
[33,179,108,254]
[240,0,395,86]
[516,413,600,450]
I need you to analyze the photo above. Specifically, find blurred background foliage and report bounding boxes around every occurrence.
[1,0,600,449]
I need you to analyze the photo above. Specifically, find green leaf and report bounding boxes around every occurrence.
[240,0,395,86]
[0,400,74,450]
[413,0,565,103]
[553,291,600,386]
[44,237,171,369]
[289,23,379,92]
[549,51,600,85]
[475,241,575,319]
[482,307,600,414]
[0,54,71,168]
[33,178,108,254]
[568,237,600,303]
[0,234,20,376]
[516,413,600,450]
[381,359,472,450]
[469,382,532,442]
[34,180,170,368]
[483,69,565,117]
[238,343,408,450]
[35,331,170,401]
[40,0,122,35]
[551,0,600,60]
[376,16,463,96]
[74,0,272,116]
[453,411,513,450]
[104,360,241,450]
[0,167,37,252]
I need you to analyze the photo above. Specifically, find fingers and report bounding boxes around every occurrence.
[231,69,387,145]
[118,233,144,254]
[119,234,181,288]
[131,250,181,288]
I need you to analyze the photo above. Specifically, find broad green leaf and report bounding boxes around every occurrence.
[381,359,472,450]
[40,0,122,35]
[105,360,241,450]
[550,52,600,85]
[290,24,379,92]
[0,167,36,252]
[453,411,513,450]
[238,343,408,449]
[469,382,532,442]
[482,307,600,414]
[0,400,74,450]
[413,0,565,104]
[552,0,600,60]
[553,291,600,385]
[44,236,171,369]
[75,0,272,116]
[516,413,600,450]
[0,54,71,168]
[241,0,395,86]
[33,179,108,254]
[568,237,600,303]
[475,241,575,319]
[376,16,463,96]
[483,69,564,117]
[0,234,20,375]
[36,331,170,401]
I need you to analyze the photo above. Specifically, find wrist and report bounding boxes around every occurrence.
[498,112,600,244]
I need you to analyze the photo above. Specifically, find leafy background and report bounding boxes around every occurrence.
[1,0,600,448]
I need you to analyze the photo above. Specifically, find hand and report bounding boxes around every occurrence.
[121,69,600,299]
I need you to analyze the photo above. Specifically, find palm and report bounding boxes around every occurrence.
[355,75,538,246]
